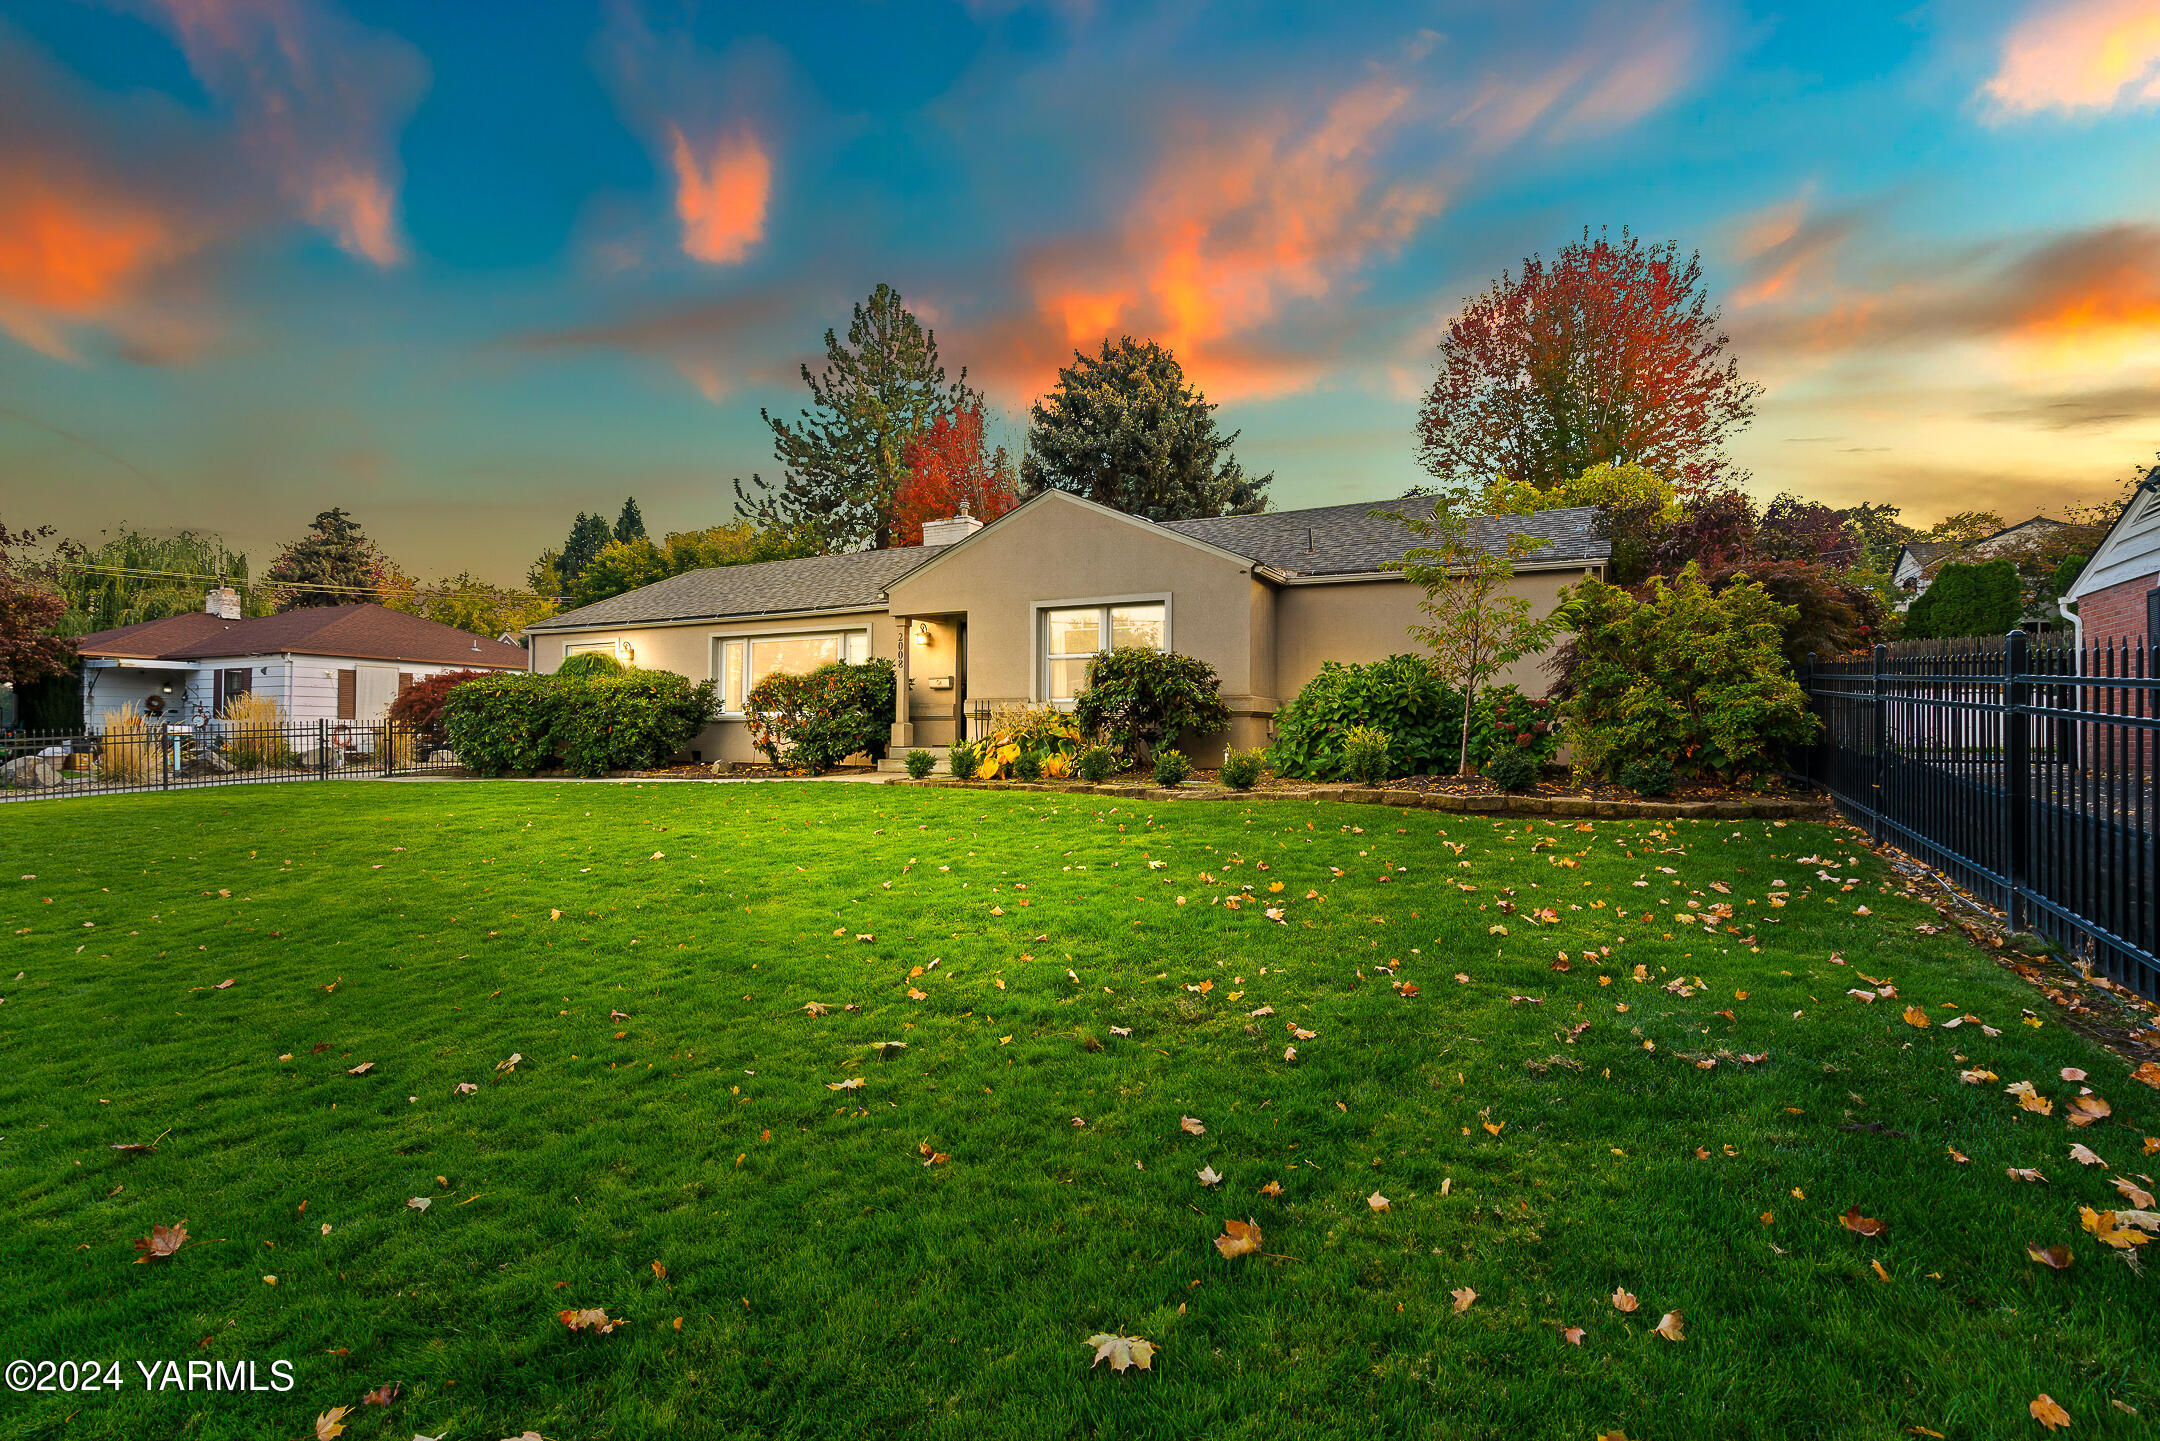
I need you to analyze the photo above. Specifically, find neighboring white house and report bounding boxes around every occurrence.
[68,592,527,730]
[2061,468,2160,648]
[1890,515,2085,615]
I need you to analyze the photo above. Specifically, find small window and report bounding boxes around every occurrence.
[1042,601,1166,704]
[717,629,872,712]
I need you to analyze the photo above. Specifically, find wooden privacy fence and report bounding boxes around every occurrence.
[1801,633,2158,999]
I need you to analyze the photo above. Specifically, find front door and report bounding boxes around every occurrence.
[953,620,969,739]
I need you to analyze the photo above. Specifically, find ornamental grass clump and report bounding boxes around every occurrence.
[220,691,287,770]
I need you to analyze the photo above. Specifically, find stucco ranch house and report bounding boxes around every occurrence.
[69,594,529,729]
[523,489,1611,767]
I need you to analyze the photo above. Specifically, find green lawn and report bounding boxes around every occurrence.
[1,782,2155,1441]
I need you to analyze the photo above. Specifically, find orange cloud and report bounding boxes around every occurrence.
[666,125,772,266]
[1019,76,1442,401]
[138,0,426,266]
[1984,0,2160,116]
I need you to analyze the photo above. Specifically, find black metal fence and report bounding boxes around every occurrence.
[1801,633,2157,998]
[0,720,464,803]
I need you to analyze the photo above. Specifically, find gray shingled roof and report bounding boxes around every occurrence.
[527,546,945,632]
[1163,496,1609,577]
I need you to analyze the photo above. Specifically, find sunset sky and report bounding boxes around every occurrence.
[4,0,2158,583]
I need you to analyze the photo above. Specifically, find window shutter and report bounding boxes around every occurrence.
[226,667,252,698]
[336,670,357,719]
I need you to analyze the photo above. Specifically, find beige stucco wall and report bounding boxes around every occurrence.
[885,492,1273,757]
[1272,566,1594,708]
[528,608,915,763]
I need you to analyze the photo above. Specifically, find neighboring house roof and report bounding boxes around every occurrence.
[2064,467,2160,604]
[72,604,528,668]
[1894,516,2087,594]
[527,546,948,632]
[532,492,1612,634]
[1161,496,1610,577]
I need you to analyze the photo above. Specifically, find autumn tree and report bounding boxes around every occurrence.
[1023,336,1270,520]
[383,573,557,639]
[1486,461,1678,587]
[1926,511,2006,546]
[892,406,1019,546]
[0,522,73,689]
[263,508,397,610]
[737,284,976,552]
[1392,502,1563,775]
[1418,227,1761,497]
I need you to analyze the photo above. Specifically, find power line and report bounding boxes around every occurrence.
[55,561,548,603]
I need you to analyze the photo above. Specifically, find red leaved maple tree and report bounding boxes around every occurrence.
[891,407,1018,548]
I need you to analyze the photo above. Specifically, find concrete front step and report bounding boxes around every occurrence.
[876,746,949,773]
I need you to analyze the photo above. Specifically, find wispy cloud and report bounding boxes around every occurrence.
[1983,0,2160,117]
[666,124,771,266]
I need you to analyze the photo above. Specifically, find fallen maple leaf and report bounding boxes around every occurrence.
[827,1078,864,1091]
[109,1142,156,1155]
[1259,1181,1283,1198]
[1084,1332,1156,1373]
[133,1221,186,1263]
[1560,1325,1586,1345]
[453,1082,478,1095]
[1197,1165,1223,1188]
[406,1197,430,1212]
[1653,1310,1685,1342]
[346,1062,374,1076]
[2030,1394,2071,1432]
[1368,1191,1390,1211]
[1180,1116,1206,1136]
[2027,1243,2073,1269]
[1611,1287,1639,1313]
[1841,1208,1886,1237]
[360,1383,397,1405]
[558,1307,621,1333]
[1214,1218,1263,1259]
[2112,1177,2156,1209]
[2069,1143,2107,1168]
[2066,1094,2111,1128]
[314,1407,351,1440]
[495,1053,523,1073]
[2007,1168,2048,1183]
[802,1002,830,1017]
[1450,1286,1476,1313]
[2060,1067,2086,1082]
[1901,1006,1930,1029]
[2082,1206,2152,1249]
[2133,1060,2160,1089]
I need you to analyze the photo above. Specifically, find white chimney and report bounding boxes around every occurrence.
[920,498,985,548]
[205,586,241,620]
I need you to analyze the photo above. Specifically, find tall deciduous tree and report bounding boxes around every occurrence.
[893,406,1019,546]
[1022,337,1270,520]
[382,572,557,640]
[736,284,975,552]
[1418,227,1760,497]
[1392,503,1563,775]
[0,522,73,688]
[263,508,396,610]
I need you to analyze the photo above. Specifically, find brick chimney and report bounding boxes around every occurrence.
[920,498,985,548]
[205,586,241,620]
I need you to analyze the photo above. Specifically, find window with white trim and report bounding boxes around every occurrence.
[1042,602,1165,704]
[717,630,871,712]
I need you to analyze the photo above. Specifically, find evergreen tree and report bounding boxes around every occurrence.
[554,512,613,591]
[614,497,647,544]
[1021,337,1270,521]
[263,508,394,611]
[735,284,976,552]
[1904,559,2022,639]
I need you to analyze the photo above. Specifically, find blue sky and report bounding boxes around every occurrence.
[4,0,2158,582]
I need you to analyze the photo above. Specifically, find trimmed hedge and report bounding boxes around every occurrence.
[744,659,896,772]
[1269,654,1550,780]
[442,670,718,777]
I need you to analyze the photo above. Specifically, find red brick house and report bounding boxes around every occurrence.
[2062,468,2160,647]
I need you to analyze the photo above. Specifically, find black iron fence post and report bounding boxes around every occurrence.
[317,718,328,779]
[1869,643,1887,841]
[160,724,171,791]
[2003,630,2030,931]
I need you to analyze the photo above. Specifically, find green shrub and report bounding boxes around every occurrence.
[1269,655,1465,780]
[1560,563,1817,782]
[1011,749,1044,781]
[1904,558,2021,640]
[443,670,718,777]
[1073,650,1229,765]
[1075,745,1117,783]
[744,659,896,772]
[1482,746,1543,793]
[1219,747,1265,791]
[904,748,935,780]
[1618,755,1675,796]
[1471,687,1562,769]
[948,738,987,779]
[1341,725,1391,786]
[1152,748,1192,786]
[555,650,628,678]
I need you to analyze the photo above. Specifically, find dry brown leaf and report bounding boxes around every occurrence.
[133,1221,186,1263]
[2027,1243,2073,1269]
[1840,1207,1887,1237]
[2069,1143,2107,1168]
[314,1407,351,1441]
[1946,1145,1970,1164]
[1197,1165,1223,1188]
[406,1197,430,1212]
[1084,1332,1156,1373]
[2060,1068,2086,1082]
[1652,1310,1685,1341]
[360,1383,398,1406]
[1368,1191,1390,1211]
[1901,1006,1930,1029]
[2133,1060,2160,1089]
[2066,1094,2111,1128]
[558,1307,621,1334]
[802,1002,830,1017]
[1871,1259,1891,1282]
[346,1062,374,1076]
[827,1078,864,1091]
[2081,1206,2152,1249]
[1180,1116,1206,1136]
[2030,1394,2071,1431]
[1214,1218,1263,1259]
[1450,1286,1477,1313]
[495,1053,523,1073]
[2112,1177,2155,1209]
[1611,1287,1639,1313]
[1560,1325,1586,1345]
[1259,1180,1283,1197]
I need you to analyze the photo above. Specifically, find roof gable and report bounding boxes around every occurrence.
[1163,496,1610,576]
[527,547,944,632]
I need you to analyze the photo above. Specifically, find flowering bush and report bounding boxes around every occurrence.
[1470,688,1561,769]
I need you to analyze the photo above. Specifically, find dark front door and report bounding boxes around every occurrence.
[953,620,968,739]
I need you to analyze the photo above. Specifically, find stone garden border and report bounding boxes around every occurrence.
[883,775,1821,821]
